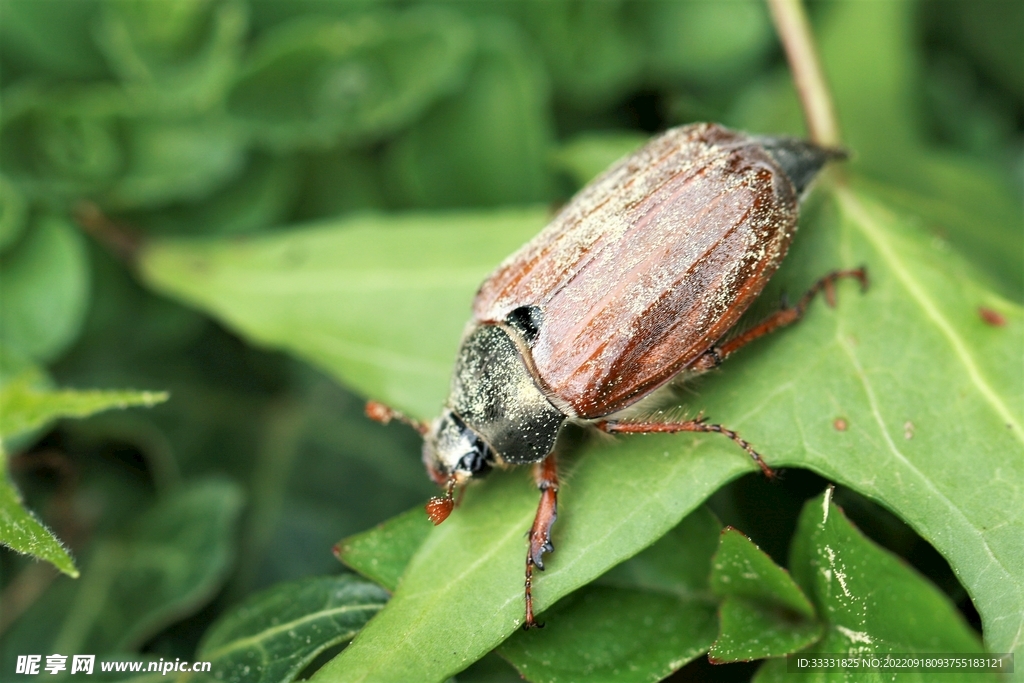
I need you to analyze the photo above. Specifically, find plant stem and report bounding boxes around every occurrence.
[766,0,841,147]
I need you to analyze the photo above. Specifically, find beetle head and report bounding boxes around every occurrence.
[422,409,494,524]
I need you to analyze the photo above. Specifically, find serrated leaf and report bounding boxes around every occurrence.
[1,479,244,663]
[709,528,820,662]
[0,215,90,362]
[0,444,78,577]
[139,207,548,418]
[754,489,986,682]
[226,8,474,149]
[0,364,167,441]
[336,507,432,592]
[196,574,388,683]
[499,507,721,683]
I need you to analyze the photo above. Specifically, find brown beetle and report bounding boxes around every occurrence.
[367,123,866,628]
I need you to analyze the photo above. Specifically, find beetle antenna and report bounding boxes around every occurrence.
[425,477,457,525]
[365,400,429,435]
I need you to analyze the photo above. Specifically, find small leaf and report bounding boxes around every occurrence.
[0,444,78,577]
[1,479,244,660]
[197,574,388,683]
[754,488,984,681]
[499,507,721,683]
[139,207,547,418]
[336,507,433,592]
[0,364,167,441]
[708,528,820,662]
[0,215,90,362]
[226,8,475,149]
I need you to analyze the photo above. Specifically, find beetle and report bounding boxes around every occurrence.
[367,122,866,629]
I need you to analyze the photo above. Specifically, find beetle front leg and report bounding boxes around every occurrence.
[524,452,559,630]
[597,417,775,479]
[691,267,868,372]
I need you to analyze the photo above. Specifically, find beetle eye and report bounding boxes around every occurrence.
[457,439,492,476]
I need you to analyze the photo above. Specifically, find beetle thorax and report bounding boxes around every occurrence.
[423,324,567,483]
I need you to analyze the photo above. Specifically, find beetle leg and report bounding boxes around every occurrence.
[692,267,868,372]
[364,400,430,435]
[598,418,775,479]
[524,452,559,630]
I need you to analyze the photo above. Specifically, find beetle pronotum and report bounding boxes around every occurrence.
[367,123,866,629]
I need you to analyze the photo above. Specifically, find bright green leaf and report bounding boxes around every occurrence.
[196,574,388,683]
[0,215,90,362]
[336,507,432,592]
[139,207,548,418]
[709,528,820,662]
[0,364,167,441]
[226,8,475,149]
[499,507,721,683]
[754,488,986,682]
[0,445,78,577]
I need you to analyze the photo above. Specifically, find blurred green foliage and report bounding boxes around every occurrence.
[0,1,1020,682]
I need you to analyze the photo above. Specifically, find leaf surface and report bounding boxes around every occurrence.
[0,445,78,577]
[139,179,1024,681]
[709,528,820,662]
[499,507,721,683]
[754,489,986,682]
[197,574,388,683]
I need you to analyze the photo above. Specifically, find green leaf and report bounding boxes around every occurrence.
[708,528,820,662]
[499,507,721,683]
[0,174,29,253]
[1,479,244,661]
[754,488,985,682]
[197,574,388,683]
[0,0,109,79]
[550,132,647,188]
[226,8,475,149]
[101,117,246,210]
[93,0,248,113]
[0,444,78,577]
[509,0,644,108]
[0,215,90,362]
[0,364,167,441]
[138,177,1023,680]
[0,82,131,198]
[384,19,554,209]
[139,207,548,418]
[634,0,774,87]
[336,507,432,592]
